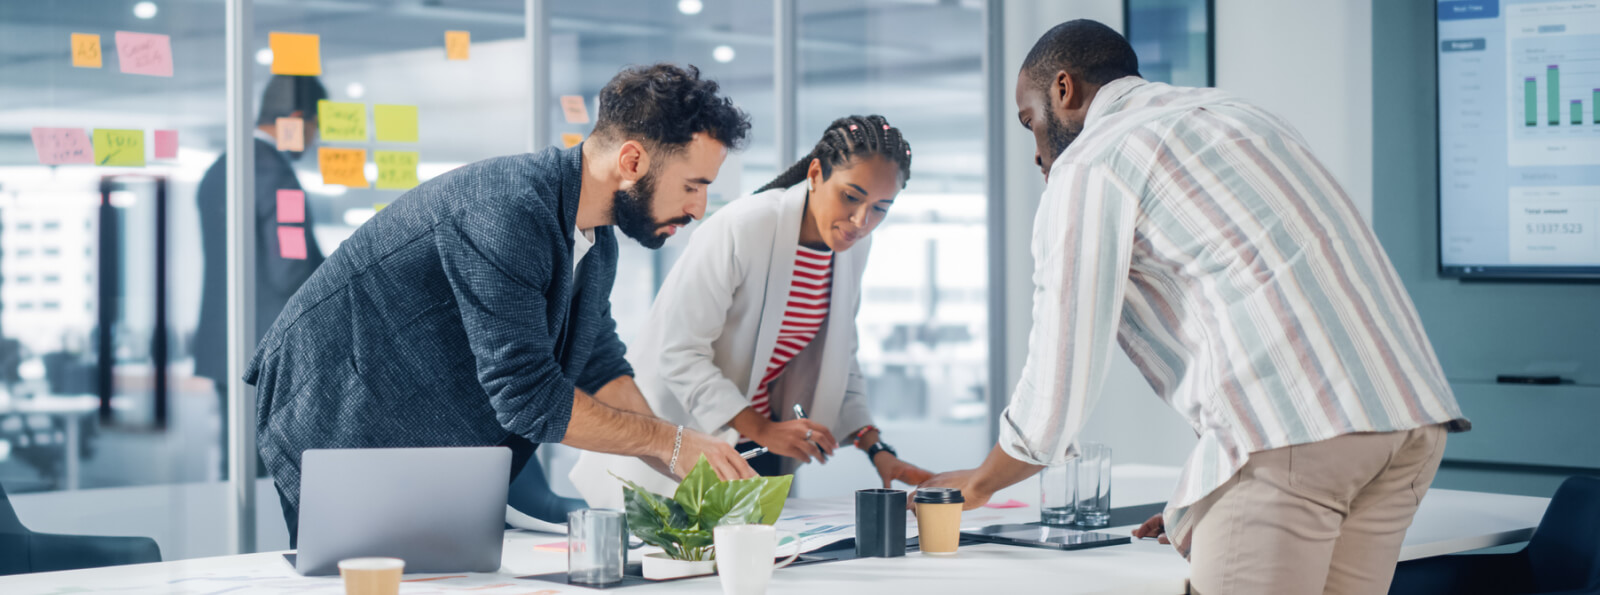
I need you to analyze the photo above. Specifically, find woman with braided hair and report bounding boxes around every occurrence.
[571,115,932,505]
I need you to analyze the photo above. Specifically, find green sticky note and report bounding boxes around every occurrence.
[374,104,419,142]
[375,150,419,190]
[318,100,367,142]
[92,129,145,167]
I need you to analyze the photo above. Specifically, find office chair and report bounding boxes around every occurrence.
[507,456,586,524]
[1388,475,1600,595]
[0,481,161,576]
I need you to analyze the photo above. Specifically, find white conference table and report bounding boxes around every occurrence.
[0,465,1549,595]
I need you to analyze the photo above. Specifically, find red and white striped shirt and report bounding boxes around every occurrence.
[749,245,833,418]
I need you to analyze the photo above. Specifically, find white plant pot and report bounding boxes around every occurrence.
[641,552,716,580]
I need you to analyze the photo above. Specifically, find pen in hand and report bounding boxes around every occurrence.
[792,404,829,463]
[741,447,769,460]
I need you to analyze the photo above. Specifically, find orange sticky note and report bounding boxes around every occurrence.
[319,147,368,188]
[269,32,321,75]
[561,133,583,148]
[71,34,102,68]
[277,226,308,260]
[445,31,470,61]
[276,117,304,152]
[560,95,589,124]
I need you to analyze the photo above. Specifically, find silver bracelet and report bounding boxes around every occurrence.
[668,425,684,473]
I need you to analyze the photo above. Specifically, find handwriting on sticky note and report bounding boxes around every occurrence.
[560,95,589,124]
[114,31,173,77]
[318,100,367,142]
[374,105,419,142]
[562,133,583,148]
[269,32,321,75]
[277,189,306,223]
[276,117,305,152]
[319,147,368,188]
[71,34,102,68]
[375,151,419,190]
[277,226,308,260]
[445,31,470,61]
[31,128,94,165]
[93,129,145,167]
[153,130,177,159]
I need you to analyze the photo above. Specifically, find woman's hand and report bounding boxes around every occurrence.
[1132,514,1169,544]
[871,453,934,489]
[755,419,838,463]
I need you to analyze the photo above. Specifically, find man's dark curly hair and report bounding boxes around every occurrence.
[591,63,751,156]
[1021,20,1141,92]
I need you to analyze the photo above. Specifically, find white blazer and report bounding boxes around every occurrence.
[569,183,874,508]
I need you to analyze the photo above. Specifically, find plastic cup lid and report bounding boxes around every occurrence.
[913,487,965,504]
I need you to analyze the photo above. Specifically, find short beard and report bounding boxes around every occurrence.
[1040,107,1082,168]
[611,172,686,250]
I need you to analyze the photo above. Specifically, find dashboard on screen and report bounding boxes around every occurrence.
[1437,0,1600,279]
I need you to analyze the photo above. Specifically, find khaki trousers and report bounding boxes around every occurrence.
[1187,425,1447,595]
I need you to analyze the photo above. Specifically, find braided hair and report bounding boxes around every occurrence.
[757,115,912,193]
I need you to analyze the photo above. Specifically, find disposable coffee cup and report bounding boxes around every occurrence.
[338,557,404,595]
[913,488,965,556]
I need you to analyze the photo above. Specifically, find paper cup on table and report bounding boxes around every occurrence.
[913,488,965,555]
[338,557,404,595]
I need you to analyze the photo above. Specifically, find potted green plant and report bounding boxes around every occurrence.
[614,455,793,580]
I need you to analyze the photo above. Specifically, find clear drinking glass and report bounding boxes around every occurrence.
[1074,443,1112,527]
[568,509,626,585]
[1040,463,1077,526]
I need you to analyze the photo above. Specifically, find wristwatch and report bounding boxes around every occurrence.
[865,440,897,462]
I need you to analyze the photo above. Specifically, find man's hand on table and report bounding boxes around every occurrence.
[915,469,992,510]
[1132,514,1170,544]
[872,453,934,489]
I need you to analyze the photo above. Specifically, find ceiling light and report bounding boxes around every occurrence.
[712,45,735,63]
[346,82,365,99]
[678,0,703,15]
[255,48,273,66]
[133,1,158,19]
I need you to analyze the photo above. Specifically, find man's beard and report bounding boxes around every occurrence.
[612,172,690,250]
[1041,108,1083,168]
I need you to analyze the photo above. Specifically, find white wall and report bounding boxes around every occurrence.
[998,0,1375,468]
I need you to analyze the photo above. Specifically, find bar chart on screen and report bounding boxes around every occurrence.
[1506,1,1600,167]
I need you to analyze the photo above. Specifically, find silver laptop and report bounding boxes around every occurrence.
[292,447,511,576]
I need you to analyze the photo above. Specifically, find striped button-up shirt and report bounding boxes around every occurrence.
[1000,77,1470,553]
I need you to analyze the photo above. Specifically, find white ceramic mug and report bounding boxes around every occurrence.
[713,524,800,595]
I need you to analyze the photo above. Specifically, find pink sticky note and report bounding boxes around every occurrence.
[277,226,307,260]
[532,542,568,553]
[153,130,178,159]
[115,31,174,77]
[982,499,1029,509]
[276,189,305,223]
[30,127,94,165]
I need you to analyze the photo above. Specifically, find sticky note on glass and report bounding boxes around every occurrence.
[153,130,177,159]
[445,30,470,61]
[114,31,173,77]
[93,129,145,167]
[319,147,368,188]
[560,95,589,124]
[562,133,583,148]
[375,150,419,190]
[277,189,306,223]
[374,105,418,142]
[31,128,94,165]
[276,117,305,152]
[318,100,367,142]
[277,226,308,260]
[269,32,321,75]
[72,33,102,68]
[373,203,388,212]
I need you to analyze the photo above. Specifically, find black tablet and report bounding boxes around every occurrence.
[960,523,1132,551]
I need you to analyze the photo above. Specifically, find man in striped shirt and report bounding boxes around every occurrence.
[922,20,1469,594]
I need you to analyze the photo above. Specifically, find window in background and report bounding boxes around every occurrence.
[1125,0,1214,87]
[795,0,990,496]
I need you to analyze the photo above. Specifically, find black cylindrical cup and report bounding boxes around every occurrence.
[855,489,908,558]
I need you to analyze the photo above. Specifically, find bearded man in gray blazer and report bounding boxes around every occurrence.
[246,64,757,544]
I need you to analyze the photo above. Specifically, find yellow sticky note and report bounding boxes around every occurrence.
[374,203,389,212]
[445,31,470,61]
[319,147,368,188]
[562,133,583,148]
[92,129,145,167]
[318,100,367,142]
[375,150,420,190]
[269,32,321,75]
[71,33,102,68]
[374,105,419,143]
